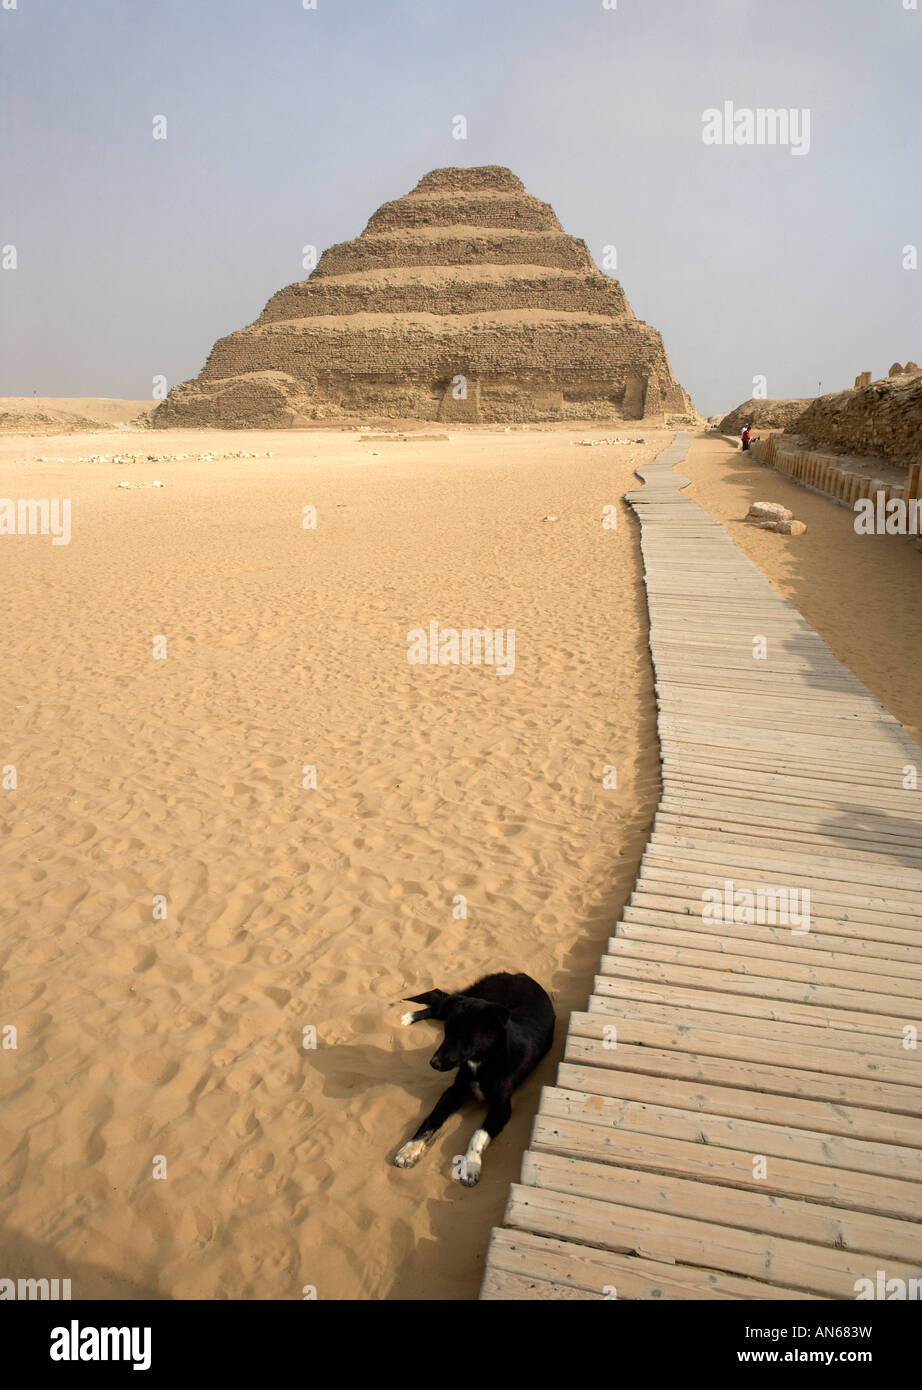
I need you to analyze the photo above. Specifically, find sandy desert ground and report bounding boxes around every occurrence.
[3,419,920,1302]
[0,422,665,1300]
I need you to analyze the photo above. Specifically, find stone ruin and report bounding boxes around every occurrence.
[153,166,693,428]
[718,398,814,435]
[856,364,921,387]
[787,372,922,470]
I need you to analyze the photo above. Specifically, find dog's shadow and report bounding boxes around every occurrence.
[307,1035,499,1147]
[306,1039,415,1102]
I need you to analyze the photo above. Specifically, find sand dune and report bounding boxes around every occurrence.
[0,425,664,1299]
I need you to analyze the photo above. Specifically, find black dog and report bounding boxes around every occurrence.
[394,971,555,1186]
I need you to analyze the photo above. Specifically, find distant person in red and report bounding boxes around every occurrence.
[741,424,752,451]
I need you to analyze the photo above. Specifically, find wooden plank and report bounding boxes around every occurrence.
[656,798,922,850]
[503,1185,920,1299]
[594,958,918,1021]
[584,993,911,1061]
[601,940,922,1000]
[480,1228,810,1300]
[530,1115,922,1220]
[592,972,914,1035]
[630,885,921,938]
[563,1032,921,1116]
[568,1010,921,1085]
[616,919,922,976]
[552,1061,922,1148]
[621,902,922,962]
[522,1151,922,1263]
[646,834,922,890]
[541,1086,922,1182]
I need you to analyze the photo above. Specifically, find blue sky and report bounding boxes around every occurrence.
[1,0,919,414]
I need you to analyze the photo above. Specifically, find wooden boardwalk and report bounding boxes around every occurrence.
[481,433,922,1301]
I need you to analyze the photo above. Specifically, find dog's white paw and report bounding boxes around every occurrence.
[400,1011,416,1027]
[456,1128,490,1186]
[394,1139,426,1168]
[458,1158,481,1187]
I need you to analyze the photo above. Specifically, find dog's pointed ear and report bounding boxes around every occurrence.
[403,988,449,1014]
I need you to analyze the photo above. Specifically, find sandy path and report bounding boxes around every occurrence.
[0,425,664,1300]
[682,436,922,742]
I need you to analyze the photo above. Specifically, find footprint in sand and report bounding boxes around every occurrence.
[225,1066,263,1094]
[261,986,291,1008]
[231,1108,261,1139]
[60,823,97,846]
[179,1207,215,1249]
[131,1054,180,1087]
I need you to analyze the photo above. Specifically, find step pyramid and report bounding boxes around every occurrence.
[153,166,693,428]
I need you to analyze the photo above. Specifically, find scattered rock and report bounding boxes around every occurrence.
[34,449,272,465]
[575,437,644,447]
[360,433,449,443]
[542,514,559,522]
[746,501,794,525]
[745,500,806,534]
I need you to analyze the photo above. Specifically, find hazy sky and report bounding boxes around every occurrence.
[1,0,919,415]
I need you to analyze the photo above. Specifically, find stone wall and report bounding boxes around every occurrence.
[787,374,922,469]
